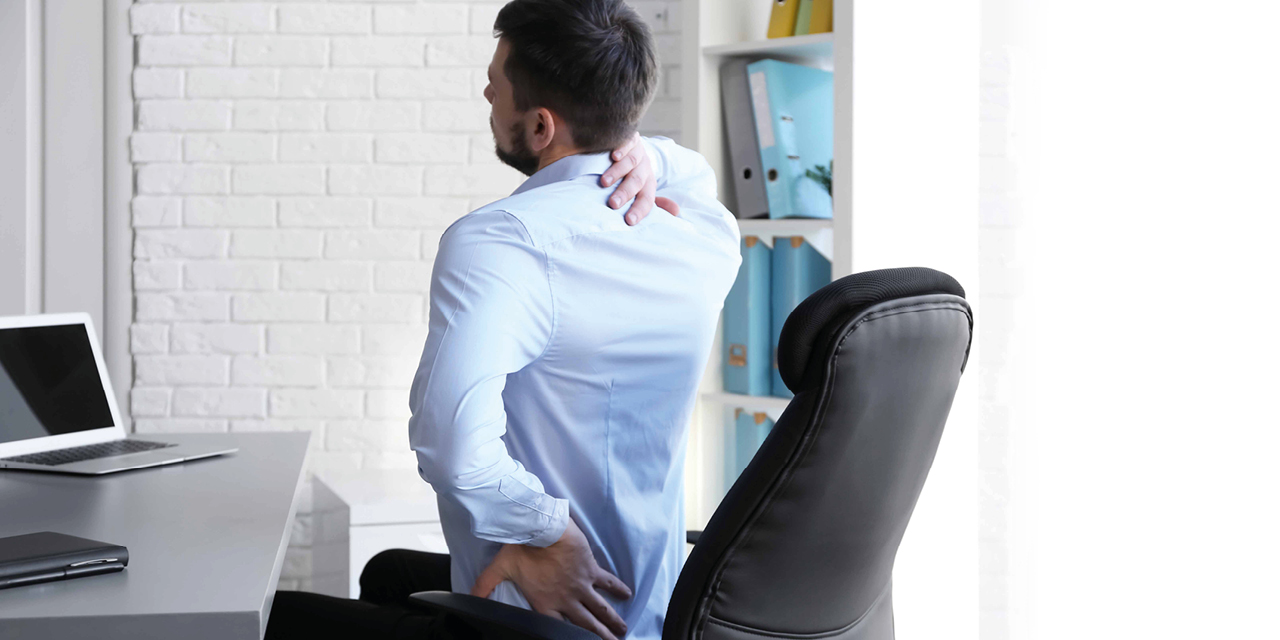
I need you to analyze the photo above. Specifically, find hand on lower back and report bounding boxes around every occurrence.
[471,518,633,640]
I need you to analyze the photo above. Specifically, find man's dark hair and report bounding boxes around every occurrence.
[494,0,658,152]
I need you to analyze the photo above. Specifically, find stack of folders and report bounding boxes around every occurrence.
[725,408,775,490]
[767,0,834,38]
[721,58,833,220]
[723,235,831,399]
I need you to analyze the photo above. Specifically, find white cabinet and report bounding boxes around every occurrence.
[312,469,449,599]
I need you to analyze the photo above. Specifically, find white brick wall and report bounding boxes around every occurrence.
[128,0,683,592]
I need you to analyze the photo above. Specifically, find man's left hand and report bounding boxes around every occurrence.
[603,133,679,226]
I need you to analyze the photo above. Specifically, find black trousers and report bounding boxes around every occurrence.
[265,549,476,640]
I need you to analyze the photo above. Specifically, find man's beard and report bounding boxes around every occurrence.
[493,118,540,177]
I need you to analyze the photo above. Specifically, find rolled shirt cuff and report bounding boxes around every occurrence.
[526,496,570,548]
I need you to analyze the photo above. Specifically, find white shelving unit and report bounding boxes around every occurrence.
[735,217,831,238]
[700,391,792,415]
[680,2,980,636]
[682,8,847,532]
[700,31,835,59]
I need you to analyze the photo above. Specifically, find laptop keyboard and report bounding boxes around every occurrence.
[1,440,176,467]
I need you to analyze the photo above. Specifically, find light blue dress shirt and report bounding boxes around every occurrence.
[408,137,740,639]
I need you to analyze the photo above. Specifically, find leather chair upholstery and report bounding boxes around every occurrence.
[410,267,973,640]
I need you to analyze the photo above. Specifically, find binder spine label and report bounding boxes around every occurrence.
[749,71,775,148]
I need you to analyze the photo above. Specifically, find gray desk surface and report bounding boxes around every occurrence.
[0,432,309,640]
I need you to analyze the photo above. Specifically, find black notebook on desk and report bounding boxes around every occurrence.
[0,531,128,589]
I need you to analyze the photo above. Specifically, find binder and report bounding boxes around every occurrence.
[794,0,815,35]
[720,59,769,218]
[766,0,801,39]
[727,408,774,489]
[809,0,833,34]
[770,236,832,398]
[722,236,772,396]
[746,59,834,220]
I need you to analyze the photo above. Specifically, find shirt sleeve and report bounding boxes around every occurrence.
[408,210,569,548]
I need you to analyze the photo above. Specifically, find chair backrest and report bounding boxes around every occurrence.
[664,268,972,640]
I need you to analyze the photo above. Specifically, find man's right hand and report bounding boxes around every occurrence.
[471,518,633,640]
[602,133,681,226]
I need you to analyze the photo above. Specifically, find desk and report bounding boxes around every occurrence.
[0,432,309,640]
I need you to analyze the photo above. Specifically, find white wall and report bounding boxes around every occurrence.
[0,0,40,318]
[978,1,1024,637]
[0,0,125,388]
[126,0,683,591]
[994,1,1280,637]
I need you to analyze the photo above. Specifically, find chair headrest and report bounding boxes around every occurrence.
[777,267,966,393]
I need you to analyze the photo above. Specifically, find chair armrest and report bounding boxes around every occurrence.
[687,530,702,545]
[408,591,601,640]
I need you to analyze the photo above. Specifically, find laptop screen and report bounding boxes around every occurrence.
[0,324,115,445]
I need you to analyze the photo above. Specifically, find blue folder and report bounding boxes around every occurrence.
[722,236,772,396]
[745,59,833,219]
[726,408,775,490]
[771,236,832,398]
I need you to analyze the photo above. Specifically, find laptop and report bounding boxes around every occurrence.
[0,312,236,475]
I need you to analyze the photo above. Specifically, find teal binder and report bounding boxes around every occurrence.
[722,237,772,395]
[745,59,834,219]
[727,408,774,490]
[771,236,832,398]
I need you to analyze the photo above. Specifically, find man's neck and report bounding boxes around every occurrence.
[535,143,587,173]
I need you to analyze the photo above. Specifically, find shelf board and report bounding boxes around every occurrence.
[702,391,792,412]
[701,33,834,61]
[736,217,832,238]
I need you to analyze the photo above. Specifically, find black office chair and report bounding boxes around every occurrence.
[408,267,973,640]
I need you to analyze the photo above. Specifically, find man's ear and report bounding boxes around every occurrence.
[529,107,556,153]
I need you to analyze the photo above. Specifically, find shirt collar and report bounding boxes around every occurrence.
[510,152,614,196]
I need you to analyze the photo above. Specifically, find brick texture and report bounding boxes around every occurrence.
[128,0,683,590]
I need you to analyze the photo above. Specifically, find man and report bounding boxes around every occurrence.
[266,1,738,638]
[409,1,740,637]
